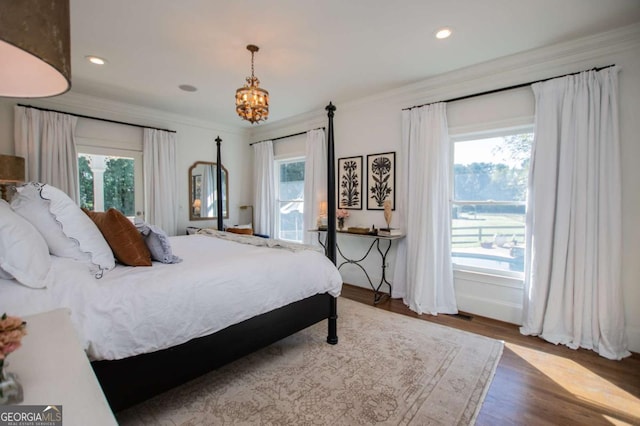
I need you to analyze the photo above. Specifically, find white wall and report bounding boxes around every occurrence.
[250,24,640,352]
[0,92,252,235]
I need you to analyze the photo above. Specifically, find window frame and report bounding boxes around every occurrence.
[274,155,305,243]
[449,126,533,279]
[77,145,143,218]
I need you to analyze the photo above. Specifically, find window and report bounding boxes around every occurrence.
[78,150,143,218]
[451,130,533,276]
[275,157,305,242]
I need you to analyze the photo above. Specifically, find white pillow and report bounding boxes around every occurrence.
[11,183,115,277]
[0,199,52,288]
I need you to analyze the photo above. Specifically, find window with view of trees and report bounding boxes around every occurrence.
[451,131,532,275]
[78,153,136,217]
[78,155,95,210]
[276,158,305,242]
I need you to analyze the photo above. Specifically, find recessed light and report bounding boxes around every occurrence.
[86,55,107,65]
[179,84,198,92]
[435,28,452,39]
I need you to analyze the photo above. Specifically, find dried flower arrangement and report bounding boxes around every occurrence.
[0,313,26,403]
[0,313,27,370]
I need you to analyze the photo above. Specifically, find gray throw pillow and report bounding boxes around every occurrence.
[134,218,182,264]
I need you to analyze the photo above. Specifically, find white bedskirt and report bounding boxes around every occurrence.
[0,235,342,360]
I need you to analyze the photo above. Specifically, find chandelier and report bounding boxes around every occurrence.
[235,44,269,124]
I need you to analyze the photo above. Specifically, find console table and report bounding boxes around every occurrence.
[314,230,404,304]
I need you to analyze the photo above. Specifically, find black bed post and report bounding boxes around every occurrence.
[325,102,338,345]
[215,136,224,231]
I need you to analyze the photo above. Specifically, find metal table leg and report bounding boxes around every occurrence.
[315,231,395,304]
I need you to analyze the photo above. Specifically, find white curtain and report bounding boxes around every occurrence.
[521,67,629,360]
[303,129,327,245]
[143,128,178,236]
[14,106,79,202]
[393,103,458,315]
[201,164,216,218]
[253,141,275,237]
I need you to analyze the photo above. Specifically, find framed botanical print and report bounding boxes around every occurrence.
[338,156,363,209]
[367,152,395,210]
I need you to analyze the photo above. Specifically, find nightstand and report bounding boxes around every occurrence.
[8,309,117,425]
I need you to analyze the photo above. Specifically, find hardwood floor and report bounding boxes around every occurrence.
[340,284,640,426]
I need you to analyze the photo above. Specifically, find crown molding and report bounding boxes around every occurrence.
[272,22,640,124]
[23,91,247,136]
[390,22,640,109]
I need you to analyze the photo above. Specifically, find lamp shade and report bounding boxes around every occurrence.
[0,0,71,98]
[0,155,25,183]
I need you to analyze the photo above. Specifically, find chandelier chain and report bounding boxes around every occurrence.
[251,51,255,79]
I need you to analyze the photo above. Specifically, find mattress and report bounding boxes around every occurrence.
[0,234,342,361]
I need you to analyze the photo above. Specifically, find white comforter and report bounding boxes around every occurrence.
[0,235,342,360]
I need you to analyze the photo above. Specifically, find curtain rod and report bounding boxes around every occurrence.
[249,127,326,146]
[403,64,616,111]
[17,104,177,133]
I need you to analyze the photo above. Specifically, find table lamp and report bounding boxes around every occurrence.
[192,199,201,215]
[239,205,254,227]
[0,155,25,201]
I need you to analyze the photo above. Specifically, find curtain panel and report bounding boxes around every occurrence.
[303,129,327,245]
[201,164,216,218]
[143,129,178,236]
[521,66,629,360]
[14,106,79,202]
[393,103,458,315]
[253,141,275,238]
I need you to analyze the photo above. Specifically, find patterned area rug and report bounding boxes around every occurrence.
[117,298,503,425]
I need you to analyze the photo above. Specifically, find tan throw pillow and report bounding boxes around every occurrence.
[226,227,253,235]
[82,208,152,266]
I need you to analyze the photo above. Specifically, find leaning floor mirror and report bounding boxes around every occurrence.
[188,161,229,221]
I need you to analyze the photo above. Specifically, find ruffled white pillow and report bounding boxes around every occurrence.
[0,200,52,288]
[11,183,115,277]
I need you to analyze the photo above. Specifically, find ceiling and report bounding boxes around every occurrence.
[67,0,640,128]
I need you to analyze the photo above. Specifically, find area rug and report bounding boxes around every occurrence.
[117,298,503,425]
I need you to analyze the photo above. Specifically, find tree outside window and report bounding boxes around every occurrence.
[78,154,135,216]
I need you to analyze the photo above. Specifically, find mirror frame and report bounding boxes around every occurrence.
[188,161,229,221]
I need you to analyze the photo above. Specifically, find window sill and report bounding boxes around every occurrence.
[453,267,524,289]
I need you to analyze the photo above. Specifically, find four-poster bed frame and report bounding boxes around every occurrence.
[92,103,339,412]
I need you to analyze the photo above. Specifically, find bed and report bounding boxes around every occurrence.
[0,103,341,411]
[0,232,341,410]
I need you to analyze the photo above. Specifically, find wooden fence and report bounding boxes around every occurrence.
[452,225,525,246]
